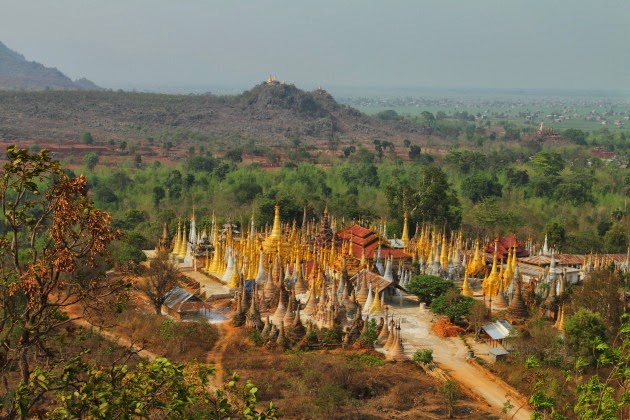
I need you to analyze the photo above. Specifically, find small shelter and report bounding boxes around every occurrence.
[162,287,210,320]
[349,269,394,293]
[488,348,508,363]
[481,320,517,350]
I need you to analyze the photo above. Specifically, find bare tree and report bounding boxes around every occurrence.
[468,300,488,340]
[0,146,124,418]
[145,251,179,314]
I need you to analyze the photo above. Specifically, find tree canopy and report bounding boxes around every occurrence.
[0,146,123,417]
[386,166,462,230]
[406,275,454,306]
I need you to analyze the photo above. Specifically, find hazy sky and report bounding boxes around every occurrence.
[1,0,628,92]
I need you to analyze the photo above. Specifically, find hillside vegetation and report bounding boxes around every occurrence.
[0,83,424,151]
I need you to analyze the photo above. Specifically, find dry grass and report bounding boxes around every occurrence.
[110,312,220,362]
[220,329,494,419]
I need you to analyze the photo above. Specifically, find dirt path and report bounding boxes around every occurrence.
[205,322,239,388]
[74,318,160,361]
[387,297,532,420]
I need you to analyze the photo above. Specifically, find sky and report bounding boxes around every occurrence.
[1,0,628,93]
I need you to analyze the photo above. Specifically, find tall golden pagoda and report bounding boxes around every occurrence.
[401,211,410,249]
[482,252,500,297]
[262,204,291,255]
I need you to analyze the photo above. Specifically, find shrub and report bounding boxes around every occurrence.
[357,318,379,348]
[406,275,454,305]
[430,290,475,323]
[346,353,386,368]
[249,329,263,346]
[413,349,434,364]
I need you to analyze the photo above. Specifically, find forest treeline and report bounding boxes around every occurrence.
[73,124,630,266]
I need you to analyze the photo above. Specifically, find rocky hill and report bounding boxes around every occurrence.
[0,41,101,91]
[0,81,425,151]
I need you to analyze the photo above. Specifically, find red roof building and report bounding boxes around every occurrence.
[337,224,410,260]
[591,147,617,161]
[484,234,529,259]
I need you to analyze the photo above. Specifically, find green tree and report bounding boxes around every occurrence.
[413,349,433,364]
[408,145,422,160]
[603,223,628,254]
[406,275,454,305]
[342,145,355,158]
[83,152,99,170]
[81,131,94,145]
[445,149,487,174]
[461,172,503,203]
[564,231,603,254]
[563,128,587,145]
[531,151,565,176]
[224,148,243,163]
[376,109,400,121]
[505,168,529,187]
[564,308,607,363]
[544,220,567,250]
[430,289,475,323]
[385,166,462,229]
[94,184,118,205]
[418,111,435,133]
[226,170,263,205]
[349,146,375,165]
[187,155,217,172]
[554,180,593,205]
[110,171,133,191]
[357,318,379,348]
[153,185,166,209]
[134,154,142,168]
[572,314,630,419]
[442,380,459,419]
[46,358,278,419]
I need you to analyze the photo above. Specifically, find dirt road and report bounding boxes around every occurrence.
[384,297,532,420]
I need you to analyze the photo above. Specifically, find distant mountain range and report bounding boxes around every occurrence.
[0,41,101,91]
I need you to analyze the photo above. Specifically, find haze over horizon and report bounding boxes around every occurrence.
[1,0,628,94]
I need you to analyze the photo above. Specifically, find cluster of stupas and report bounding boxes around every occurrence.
[165,205,416,355]
[478,247,527,315]
[164,204,630,339]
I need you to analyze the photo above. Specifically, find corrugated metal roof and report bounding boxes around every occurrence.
[482,320,516,340]
[350,269,393,291]
[482,324,505,340]
[163,287,205,313]
[520,254,627,266]
[163,287,193,308]
[497,319,517,336]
